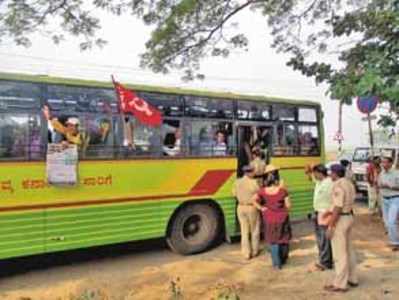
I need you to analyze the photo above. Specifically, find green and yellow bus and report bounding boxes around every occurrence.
[0,72,324,259]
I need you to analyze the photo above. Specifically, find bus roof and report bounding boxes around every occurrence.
[0,72,320,107]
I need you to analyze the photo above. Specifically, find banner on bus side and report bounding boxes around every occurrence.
[46,143,78,185]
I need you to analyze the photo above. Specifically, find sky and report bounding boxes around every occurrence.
[0,7,374,150]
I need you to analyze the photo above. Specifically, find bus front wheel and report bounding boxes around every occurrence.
[166,203,220,255]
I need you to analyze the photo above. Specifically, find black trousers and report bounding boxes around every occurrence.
[314,212,333,269]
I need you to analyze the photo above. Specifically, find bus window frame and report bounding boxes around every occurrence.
[271,103,298,122]
[271,105,321,158]
[184,95,235,120]
[45,83,119,114]
[185,117,236,158]
[0,79,323,162]
[272,121,298,157]
[79,113,119,160]
[236,100,272,121]
[0,111,46,161]
[298,106,318,123]
[136,91,184,118]
[297,122,320,157]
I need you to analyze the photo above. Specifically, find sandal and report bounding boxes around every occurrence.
[314,263,326,271]
[348,281,359,287]
[324,285,348,293]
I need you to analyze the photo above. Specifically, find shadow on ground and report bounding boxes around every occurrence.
[0,238,168,278]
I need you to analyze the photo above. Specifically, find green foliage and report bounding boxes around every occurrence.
[378,114,397,128]
[274,0,399,125]
[0,0,108,50]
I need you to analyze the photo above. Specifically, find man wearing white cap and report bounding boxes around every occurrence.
[43,105,82,146]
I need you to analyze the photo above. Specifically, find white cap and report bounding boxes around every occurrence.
[66,117,80,125]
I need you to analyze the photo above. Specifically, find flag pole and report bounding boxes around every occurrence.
[111,75,133,151]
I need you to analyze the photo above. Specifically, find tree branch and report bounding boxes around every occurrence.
[163,0,261,65]
[37,0,68,25]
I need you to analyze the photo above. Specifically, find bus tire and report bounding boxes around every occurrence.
[166,203,220,255]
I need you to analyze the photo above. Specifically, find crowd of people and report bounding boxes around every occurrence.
[232,154,399,293]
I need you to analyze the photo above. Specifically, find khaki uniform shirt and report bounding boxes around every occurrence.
[250,158,266,176]
[331,177,356,213]
[232,176,259,205]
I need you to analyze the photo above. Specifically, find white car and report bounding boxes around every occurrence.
[352,146,398,194]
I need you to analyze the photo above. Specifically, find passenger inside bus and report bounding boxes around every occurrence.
[197,126,213,156]
[274,123,296,156]
[243,126,257,162]
[298,128,318,155]
[242,126,271,163]
[12,127,41,160]
[43,105,83,146]
[88,118,111,145]
[212,130,227,156]
[122,116,135,151]
[81,117,113,157]
[163,123,181,156]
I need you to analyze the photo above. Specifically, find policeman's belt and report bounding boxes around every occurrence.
[339,210,354,216]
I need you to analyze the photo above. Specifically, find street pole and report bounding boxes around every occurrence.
[338,100,343,152]
[367,112,375,155]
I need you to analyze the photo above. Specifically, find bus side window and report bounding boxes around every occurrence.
[0,80,43,161]
[0,114,43,161]
[273,123,297,156]
[162,120,182,156]
[83,115,115,158]
[190,121,233,156]
[298,125,319,156]
[121,117,161,157]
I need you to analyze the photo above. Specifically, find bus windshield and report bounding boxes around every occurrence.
[353,147,396,162]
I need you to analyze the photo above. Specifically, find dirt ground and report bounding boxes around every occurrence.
[0,202,398,300]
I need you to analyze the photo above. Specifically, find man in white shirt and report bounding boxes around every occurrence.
[378,156,399,251]
[311,164,334,270]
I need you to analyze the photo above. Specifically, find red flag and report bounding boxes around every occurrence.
[113,81,162,127]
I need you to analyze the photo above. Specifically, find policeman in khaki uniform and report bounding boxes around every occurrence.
[232,165,261,259]
[324,164,358,293]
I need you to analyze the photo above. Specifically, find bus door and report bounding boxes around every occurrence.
[235,124,272,233]
[236,124,273,178]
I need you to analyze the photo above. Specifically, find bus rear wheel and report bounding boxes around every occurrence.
[167,203,220,255]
